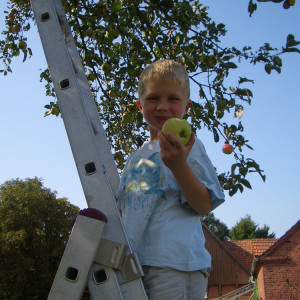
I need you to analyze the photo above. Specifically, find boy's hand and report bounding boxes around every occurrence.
[158,131,211,215]
[158,130,195,171]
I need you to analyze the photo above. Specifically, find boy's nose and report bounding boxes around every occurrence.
[157,100,168,110]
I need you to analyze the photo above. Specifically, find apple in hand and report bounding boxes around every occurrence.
[222,144,234,155]
[162,118,191,145]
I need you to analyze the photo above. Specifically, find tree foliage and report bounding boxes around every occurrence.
[229,214,276,240]
[0,177,79,300]
[1,0,299,197]
[248,0,296,17]
[202,212,230,241]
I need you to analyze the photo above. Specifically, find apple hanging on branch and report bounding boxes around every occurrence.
[222,144,234,155]
[162,118,191,145]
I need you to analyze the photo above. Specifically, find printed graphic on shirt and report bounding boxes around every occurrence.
[119,152,166,219]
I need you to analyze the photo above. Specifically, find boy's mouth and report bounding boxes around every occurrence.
[156,116,169,122]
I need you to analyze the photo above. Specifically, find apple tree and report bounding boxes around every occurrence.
[229,214,276,240]
[0,177,79,299]
[202,212,230,241]
[1,0,299,197]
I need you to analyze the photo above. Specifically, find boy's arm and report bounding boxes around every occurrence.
[158,131,211,215]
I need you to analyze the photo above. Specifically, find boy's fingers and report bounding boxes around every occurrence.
[166,132,180,145]
[186,132,195,150]
[167,132,186,148]
[158,131,172,145]
[158,131,169,149]
[166,131,195,149]
[159,131,194,150]
[158,131,166,143]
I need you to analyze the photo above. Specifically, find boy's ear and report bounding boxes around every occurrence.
[184,100,192,115]
[136,99,143,113]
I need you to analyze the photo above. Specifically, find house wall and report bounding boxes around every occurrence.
[207,285,220,299]
[257,228,300,300]
[202,225,252,299]
[204,228,250,285]
[207,284,238,298]
[257,267,265,299]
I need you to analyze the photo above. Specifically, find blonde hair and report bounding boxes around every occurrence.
[138,59,190,100]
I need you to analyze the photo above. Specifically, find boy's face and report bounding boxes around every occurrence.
[137,80,191,141]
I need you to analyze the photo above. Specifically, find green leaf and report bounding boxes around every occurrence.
[111,1,122,12]
[239,167,248,176]
[239,178,252,189]
[238,77,254,84]
[273,56,282,67]
[287,34,295,42]
[236,183,244,193]
[282,47,300,54]
[229,187,238,196]
[248,0,257,17]
[265,64,272,74]
[286,39,300,47]
[236,88,253,97]
[213,127,219,142]
[231,163,239,175]
[224,62,238,69]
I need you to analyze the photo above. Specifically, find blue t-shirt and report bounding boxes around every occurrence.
[117,138,225,271]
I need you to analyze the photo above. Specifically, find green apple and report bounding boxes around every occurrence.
[18,41,27,50]
[162,118,191,145]
[101,63,111,73]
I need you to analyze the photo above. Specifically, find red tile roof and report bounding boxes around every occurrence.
[256,220,300,259]
[223,239,278,270]
[251,220,300,275]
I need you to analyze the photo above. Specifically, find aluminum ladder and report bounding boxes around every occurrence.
[216,282,255,300]
[29,0,148,299]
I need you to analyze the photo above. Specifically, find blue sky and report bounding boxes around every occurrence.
[1,1,299,238]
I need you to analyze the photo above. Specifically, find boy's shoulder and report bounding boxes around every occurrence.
[189,137,207,158]
[125,140,160,164]
[134,140,160,155]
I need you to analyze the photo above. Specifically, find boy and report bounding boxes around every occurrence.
[117,59,225,299]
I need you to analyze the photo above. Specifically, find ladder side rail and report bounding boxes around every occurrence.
[88,265,124,300]
[48,215,106,300]
[30,0,125,243]
[30,0,147,299]
[53,0,120,197]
